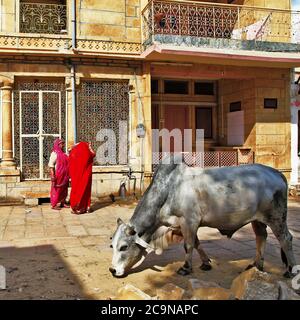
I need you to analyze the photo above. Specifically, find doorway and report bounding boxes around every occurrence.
[164,105,189,152]
[18,90,63,180]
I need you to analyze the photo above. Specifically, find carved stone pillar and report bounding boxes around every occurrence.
[1,80,15,168]
[0,79,20,187]
[66,83,75,151]
[65,76,80,151]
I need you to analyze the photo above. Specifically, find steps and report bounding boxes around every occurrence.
[15,180,50,206]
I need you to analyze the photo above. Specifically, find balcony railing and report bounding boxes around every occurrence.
[152,150,255,172]
[20,2,67,34]
[142,0,300,47]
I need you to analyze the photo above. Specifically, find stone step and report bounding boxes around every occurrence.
[16,180,50,188]
[22,191,50,206]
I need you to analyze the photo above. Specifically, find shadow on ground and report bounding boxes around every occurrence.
[121,232,288,297]
[0,245,90,300]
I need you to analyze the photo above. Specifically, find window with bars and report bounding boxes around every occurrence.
[19,0,67,34]
[77,81,130,166]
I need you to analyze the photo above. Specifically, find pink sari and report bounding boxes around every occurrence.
[50,139,69,208]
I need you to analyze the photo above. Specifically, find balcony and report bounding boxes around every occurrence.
[142,0,300,52]
[19,2,67,34]
[0,1,141,56]
[152,150,255,172]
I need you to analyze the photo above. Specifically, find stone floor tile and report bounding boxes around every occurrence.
[66,225,88,237]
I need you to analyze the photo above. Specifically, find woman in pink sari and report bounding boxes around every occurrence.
[48,138,69,210]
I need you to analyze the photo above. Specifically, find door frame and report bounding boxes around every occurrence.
[19,90,62,180]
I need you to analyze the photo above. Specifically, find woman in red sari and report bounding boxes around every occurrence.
[48,138,69,210]
[69,142,95,214]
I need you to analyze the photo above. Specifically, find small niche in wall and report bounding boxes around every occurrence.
[264,98,278,109]
[229,101,241,112]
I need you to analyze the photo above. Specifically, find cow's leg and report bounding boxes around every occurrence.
[177,221,198,276]
[264,189,296,278]
[195,237,212,271]
[246,221,267,271]
[268,221,296,278]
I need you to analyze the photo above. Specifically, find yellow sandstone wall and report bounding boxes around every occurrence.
[219,68,291,178]
[254,73,291,175]
[218,78,256,148]
[77,0,141,42]
[0,0,17,33]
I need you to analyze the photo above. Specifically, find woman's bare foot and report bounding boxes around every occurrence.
[51,206,61,211]
[71,209,85,214]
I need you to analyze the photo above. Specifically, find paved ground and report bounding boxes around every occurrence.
[0,197,300,299]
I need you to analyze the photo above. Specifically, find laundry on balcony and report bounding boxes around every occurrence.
[231,14,272,41]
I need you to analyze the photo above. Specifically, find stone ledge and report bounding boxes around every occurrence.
[92,166,131,173]
[0,167,20,177]
[148,35,300,53]
[22,191,50,199]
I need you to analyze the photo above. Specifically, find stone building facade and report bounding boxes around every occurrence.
[0,0,300,203]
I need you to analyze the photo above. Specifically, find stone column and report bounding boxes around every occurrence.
[142,62,152,174]
[0,78,19,194]
[65,76,80,151]
[66,81,75,151]
[1,80,16,168]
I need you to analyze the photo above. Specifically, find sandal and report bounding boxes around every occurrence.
[51,206,61,211]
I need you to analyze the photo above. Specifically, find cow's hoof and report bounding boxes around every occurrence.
[200,263,212,271]
[245,264,254,271]
[256,265,264,272]
[176,267,191,276]
[283,271,293,279]
[245,263,263,271]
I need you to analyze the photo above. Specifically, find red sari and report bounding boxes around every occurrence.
[69,142,95,213]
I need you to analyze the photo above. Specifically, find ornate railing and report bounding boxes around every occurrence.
[142,0,300,45]
[19,2,67,34]
[152,150,255,172]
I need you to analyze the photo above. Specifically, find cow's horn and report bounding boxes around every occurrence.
[117,218,124,226]
[125,225,136,236]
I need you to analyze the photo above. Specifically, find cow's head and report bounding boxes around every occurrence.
[109,218,147,277]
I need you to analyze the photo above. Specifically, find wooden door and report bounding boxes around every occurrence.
[164,105,189,152]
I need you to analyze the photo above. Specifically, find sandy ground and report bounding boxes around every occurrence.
[0,198,299,299]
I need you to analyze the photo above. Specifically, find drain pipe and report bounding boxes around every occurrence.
[71,0,77,143]
[71,65,77,144]
[71,0,77,50]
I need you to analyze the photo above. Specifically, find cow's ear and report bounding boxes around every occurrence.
[117,218,124,226]
[125,225,136,236]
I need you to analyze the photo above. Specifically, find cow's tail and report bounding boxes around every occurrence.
[281,249,288,267]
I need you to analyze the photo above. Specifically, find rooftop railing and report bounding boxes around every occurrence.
[142,0,300,46]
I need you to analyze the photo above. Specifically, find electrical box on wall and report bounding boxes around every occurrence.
[136,123,146,138]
